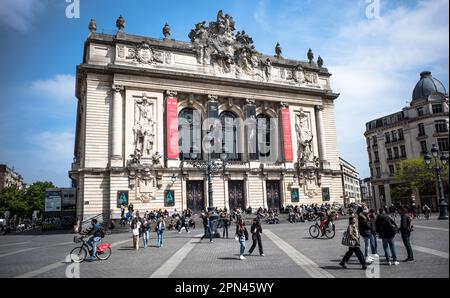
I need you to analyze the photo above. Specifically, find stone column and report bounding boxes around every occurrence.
[111,84,124,166]
[315,105,327,164]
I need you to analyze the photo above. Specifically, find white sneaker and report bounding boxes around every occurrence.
[239,255,246,260]
[365,257,374,264]
[388,261,393,266]
[393,261,400,266]
[372,254,380,258]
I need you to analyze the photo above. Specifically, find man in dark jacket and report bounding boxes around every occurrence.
[358,210,373,263]
[376,208,399,265]
[248,218,264,256]
[399,207,414,262]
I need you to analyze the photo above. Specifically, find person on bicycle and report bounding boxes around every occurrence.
[82,219,102,260]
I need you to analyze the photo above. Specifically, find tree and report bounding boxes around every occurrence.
[394,158,449,202]
[0,181,55,220]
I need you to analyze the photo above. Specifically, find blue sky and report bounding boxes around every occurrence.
[0,0,448,187]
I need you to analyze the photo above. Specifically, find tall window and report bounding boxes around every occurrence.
[432,104,443,114]
[418,123,426,136]
[438,138,449,152]
[417,107,424,117]
[389,165,395,176]
[387,148,393,160]
[257,114,271,160]
[376,167,381,178]
[391,130,398,142]
[420,140,428,154]
[219,111,241,161]
[393,147,400,159]
[178,108,202,160]
[374,151,380,163]
[435,120,448,133]
[385,132,391,143]
[372,136,378,147]
[400,145,407,158]
[398,129,404,140]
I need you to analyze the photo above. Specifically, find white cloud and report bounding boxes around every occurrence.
[0,0,46,33]
[27,131,75,162]
[31,74,76,102]
[252,0,449,178]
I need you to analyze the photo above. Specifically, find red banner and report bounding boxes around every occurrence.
[281,108,294,161]
[166,97,179,159]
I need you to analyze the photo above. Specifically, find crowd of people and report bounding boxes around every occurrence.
[115,201,424,266]
[338,204,415,270]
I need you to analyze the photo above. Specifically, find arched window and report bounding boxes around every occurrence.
[219,111,241,161]
[257,114,271,160]
[178,108,202,160]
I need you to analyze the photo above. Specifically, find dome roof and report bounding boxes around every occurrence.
[412,71,447,101]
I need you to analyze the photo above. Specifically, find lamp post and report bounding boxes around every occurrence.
[424,144,449,220]
[189,152,229,212]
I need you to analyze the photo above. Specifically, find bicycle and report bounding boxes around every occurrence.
[309,220,335,239]
[69,235,112,263]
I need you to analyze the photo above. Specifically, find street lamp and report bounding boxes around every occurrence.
[424,144,449,220]
[189,151,229,212]
[170,174,177,185]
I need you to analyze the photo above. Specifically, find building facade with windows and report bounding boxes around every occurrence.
[364,71,449,209]
[339,158,361,206]
[360,178,376,210]
[0,164,24,191]
[69,13,344,220]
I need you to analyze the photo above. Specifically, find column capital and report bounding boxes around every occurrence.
[112,84,124,93]
[245,98,256,105]
[166,90,178,98]
[280,102,289,108]
[315,105,324,112]
[207,94,218,102]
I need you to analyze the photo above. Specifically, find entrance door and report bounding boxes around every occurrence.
[266,180,281,211]
[228,181,245,211]
[186,181,204,212]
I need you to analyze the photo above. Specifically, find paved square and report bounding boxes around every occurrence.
[0,216,448,278]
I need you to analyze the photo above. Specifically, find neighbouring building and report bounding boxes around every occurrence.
[365,71,449,209]
[360,178,376,210]
[0,164,24,190]
[70,12,344,221]
[339,158,361,206]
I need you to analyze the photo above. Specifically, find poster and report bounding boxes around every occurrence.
[166,97,179,159]
[291,188,300,203]
[117,191,129,208]
[45,191,62,212]
[322,187,331,202]
[164,190,175,207]
[281,108,294,161]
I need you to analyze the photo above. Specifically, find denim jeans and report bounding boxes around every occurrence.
[401,233,414,259]
[239,237,246,256]
[382,237,397,262]
[370,234,378,254]
[157,231,164,247]
[88,236,101,257]
[142,231,149,248]
[363,237,370,258]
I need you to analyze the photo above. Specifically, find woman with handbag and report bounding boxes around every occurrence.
[235,218,249,260]
[339,216,367,270]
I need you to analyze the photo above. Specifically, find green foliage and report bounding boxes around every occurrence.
[0,181,55,219]
[394,158,449,198]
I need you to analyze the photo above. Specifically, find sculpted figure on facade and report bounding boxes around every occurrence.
[133,97,155,159]
[189,11,264,77]
[296,110,314,163]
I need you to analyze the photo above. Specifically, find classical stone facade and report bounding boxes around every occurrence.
[365,71,449,210]
[0,164,24,191]
[70,13,343,220]
[339,158,361,206]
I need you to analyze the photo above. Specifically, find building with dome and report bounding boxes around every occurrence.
[69,13,344,221]
[364,71,449,210]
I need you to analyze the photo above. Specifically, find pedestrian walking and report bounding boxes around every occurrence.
[339,216,367,270]
[358,209,373,263]
[178,215,190,234]
[200,211,214,243]
[376,208,399,266]
[156,217,166,248]
[399,207,414,262]
[236,218,249,260]
[131,217,141,250]
[248,218,264,256]
[220,208,231,239]
[142,217,151,248]
[368,209,379,258]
